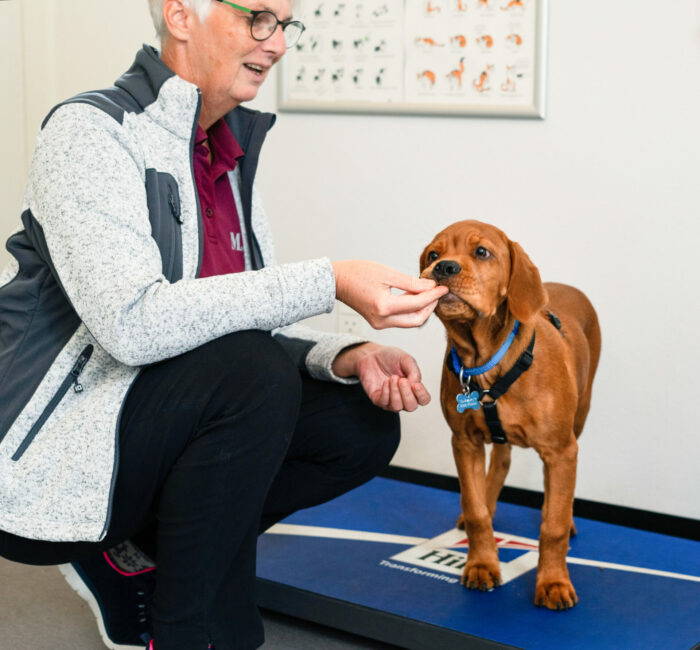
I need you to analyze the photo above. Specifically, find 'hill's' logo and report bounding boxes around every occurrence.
[266,524,700,587]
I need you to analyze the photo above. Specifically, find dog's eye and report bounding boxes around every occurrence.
[427,251,439,262]
[475,246,491,259]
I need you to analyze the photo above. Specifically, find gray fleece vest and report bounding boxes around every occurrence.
[0,45,362,542]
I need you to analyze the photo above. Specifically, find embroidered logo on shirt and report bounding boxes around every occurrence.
[231,232,244,252]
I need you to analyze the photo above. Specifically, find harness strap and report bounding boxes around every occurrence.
[477,332,536,444]
[484,332,535,401]
[482,402,508,444]
[547,310,564,336]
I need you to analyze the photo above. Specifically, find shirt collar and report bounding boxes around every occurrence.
[195,119,245,176]
[195,125,208,147]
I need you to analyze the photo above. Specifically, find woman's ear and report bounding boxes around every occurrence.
[507,240,547,322]
[162,0,193,42]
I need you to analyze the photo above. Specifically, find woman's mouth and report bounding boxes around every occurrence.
[244,63,266,77]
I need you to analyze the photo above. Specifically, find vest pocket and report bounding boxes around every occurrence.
[11,345,93,461]
[145,169,183,283]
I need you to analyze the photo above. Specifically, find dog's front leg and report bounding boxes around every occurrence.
[485,443,511,518]
[535,439,579,610]
[452,435,501,591]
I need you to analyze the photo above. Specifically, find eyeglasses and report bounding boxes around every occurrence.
[215,1,306,48]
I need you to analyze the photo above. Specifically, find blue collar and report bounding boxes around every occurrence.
[449,321,520,379]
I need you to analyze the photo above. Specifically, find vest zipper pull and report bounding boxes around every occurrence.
[71,345,94,393]
[168,192,182,223]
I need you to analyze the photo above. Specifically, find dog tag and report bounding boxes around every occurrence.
[457,391,480,413]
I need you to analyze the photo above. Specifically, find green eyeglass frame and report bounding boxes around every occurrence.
[215,1,306,48]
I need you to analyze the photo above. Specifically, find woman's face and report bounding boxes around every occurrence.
[182,0,292,117]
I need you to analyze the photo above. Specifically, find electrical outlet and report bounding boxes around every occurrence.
[337,308,366,336]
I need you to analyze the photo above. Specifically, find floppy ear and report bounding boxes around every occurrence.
[507,240,547,322]
[419,244,433,273]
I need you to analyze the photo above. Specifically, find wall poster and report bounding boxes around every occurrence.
[279,0,548,118]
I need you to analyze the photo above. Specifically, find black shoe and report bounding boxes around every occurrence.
[59,541,156,649]
[142,636,214,649]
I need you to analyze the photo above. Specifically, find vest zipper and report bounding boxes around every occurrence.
[11,344,94,461]
[191,90,204,278]
[166,188,182,280]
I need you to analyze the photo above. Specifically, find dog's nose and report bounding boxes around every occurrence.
[433,260,462,279]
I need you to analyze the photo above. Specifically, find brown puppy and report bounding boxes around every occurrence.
[420,220,601,610]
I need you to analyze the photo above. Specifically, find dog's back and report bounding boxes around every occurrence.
[544,282,601,438]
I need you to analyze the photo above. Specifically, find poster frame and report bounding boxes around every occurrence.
[277,0,549,119]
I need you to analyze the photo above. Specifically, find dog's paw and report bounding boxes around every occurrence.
[461,561,502,591]
[456,513,465,530]
[534,579,578,610]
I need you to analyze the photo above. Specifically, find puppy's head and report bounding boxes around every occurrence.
[420,220,546,324]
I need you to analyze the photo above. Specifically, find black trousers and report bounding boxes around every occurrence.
[0,331,400,649]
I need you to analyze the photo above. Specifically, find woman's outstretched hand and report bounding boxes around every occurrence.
[332,260,448,329]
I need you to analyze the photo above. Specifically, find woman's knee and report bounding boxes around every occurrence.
[377,410,401,464]
[234,332,302,419]
[120,331,302,478]
[362,408,401,473]
[181,331,302,420]
[333,394,401,477]
[194,331,298,384]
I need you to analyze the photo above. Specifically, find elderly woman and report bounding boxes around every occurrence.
[0,1,446,648]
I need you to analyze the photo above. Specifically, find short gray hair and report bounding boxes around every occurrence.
[148,0,215,40]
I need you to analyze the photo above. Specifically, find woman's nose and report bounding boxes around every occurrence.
[263,25,287,56]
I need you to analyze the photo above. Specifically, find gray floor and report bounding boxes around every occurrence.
[0,557,399,649]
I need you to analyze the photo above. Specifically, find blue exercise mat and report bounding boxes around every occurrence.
[256,477,700,650]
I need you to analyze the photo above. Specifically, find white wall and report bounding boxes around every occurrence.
[253,0,700,521]
[1,0,699,520]
[0,0,154,238]
[0,0,27,236]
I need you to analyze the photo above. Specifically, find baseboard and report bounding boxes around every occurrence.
[382,465,700,542]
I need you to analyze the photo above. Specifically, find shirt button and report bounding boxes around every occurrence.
[205,207,214,218]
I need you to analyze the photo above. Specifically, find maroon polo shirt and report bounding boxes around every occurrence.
[193,119,246,278]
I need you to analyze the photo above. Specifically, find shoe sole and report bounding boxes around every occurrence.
[58,563,144,650]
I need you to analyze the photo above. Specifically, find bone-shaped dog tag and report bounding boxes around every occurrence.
[456,391,480,413]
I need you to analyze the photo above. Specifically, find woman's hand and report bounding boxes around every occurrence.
[332,342,431,412]
[332,260,448,329]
